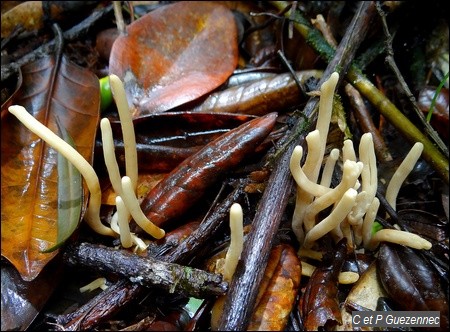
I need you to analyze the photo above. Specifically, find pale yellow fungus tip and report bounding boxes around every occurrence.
[385,142,424,211]
[115,196,133,248]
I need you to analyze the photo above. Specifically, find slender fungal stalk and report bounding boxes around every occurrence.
[223,203,244,282]
[109,74,138,190]
[8,105,114,236]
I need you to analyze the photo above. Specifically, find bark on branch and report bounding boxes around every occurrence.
[64,242,228,299]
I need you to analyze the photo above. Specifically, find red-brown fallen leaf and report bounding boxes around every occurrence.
[247,244,302,331]
[109,1,238,116]
[187,70,322,116]
[1,55,100,281]
[139,113,277,228]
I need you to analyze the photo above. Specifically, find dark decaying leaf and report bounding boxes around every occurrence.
[378,243,449,330]
[109,1,238,116]
[95,112,255,173]
[300,239,348,331]
[397,209,447,242]
[1,55,100,281]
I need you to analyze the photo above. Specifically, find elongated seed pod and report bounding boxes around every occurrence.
[140,112,278,227]
[190,70,322,115]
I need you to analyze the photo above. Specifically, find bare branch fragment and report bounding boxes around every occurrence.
[64,243,228,298]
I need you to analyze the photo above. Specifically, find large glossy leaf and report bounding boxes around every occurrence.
[109,1,238,116]
[1,55,100,281]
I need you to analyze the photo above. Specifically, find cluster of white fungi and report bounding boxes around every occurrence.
[289,72,431,251]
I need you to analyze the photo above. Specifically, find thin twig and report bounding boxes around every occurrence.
[113,1,127,35]
[64,242,228,298]
[164,180,246,264]
[277,49,303,91]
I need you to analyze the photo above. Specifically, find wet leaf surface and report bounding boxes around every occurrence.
[1,2,448,331]
[94,112,256,173]
[1,259,63,331]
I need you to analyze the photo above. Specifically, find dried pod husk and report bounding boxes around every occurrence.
[299,238,347,330]
[377,243,449,330]
[247,243,301,331]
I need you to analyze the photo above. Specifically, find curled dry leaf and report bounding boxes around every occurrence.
[109,1,238,115]
[247,243,301,331]
[300,239,347,331]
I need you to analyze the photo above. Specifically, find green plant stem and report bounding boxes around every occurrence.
[271,1,449,184]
